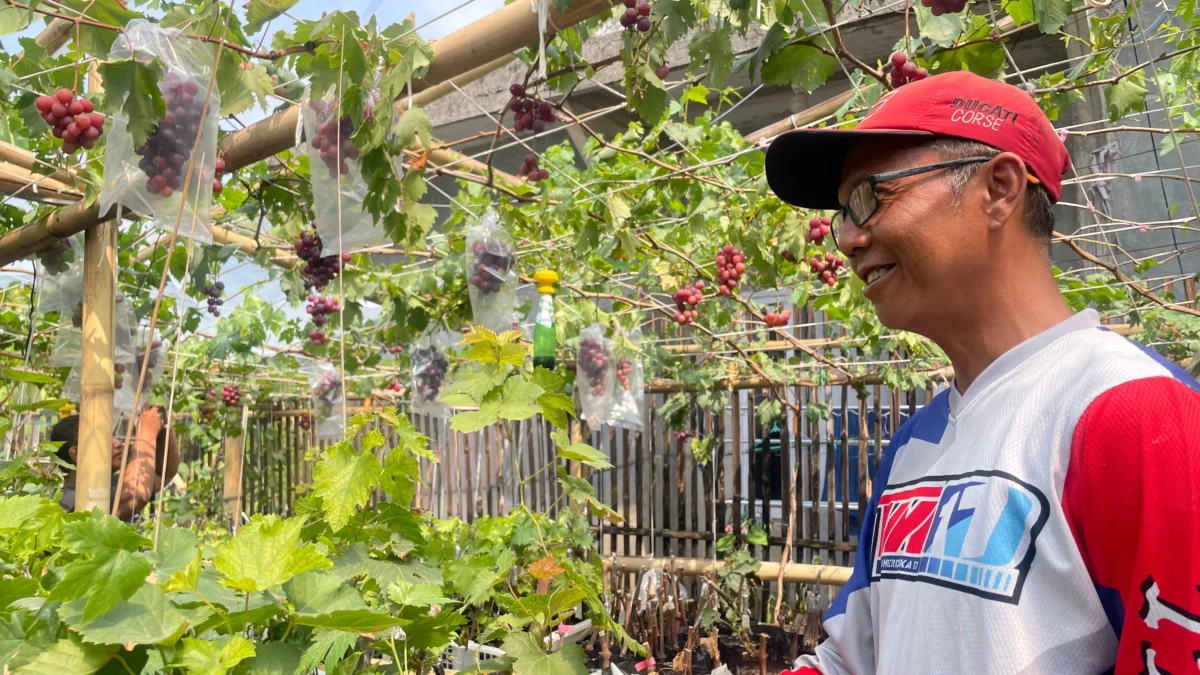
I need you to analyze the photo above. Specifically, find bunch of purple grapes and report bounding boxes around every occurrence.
[508,84,556,135]
[519,153,550,182]
[468,239,514,295]
[306,294,340,346]
[920,0,967,15]
[413,346,448,403]
[308,98,362,179]
[136,73,208,199]
[203,281,224,317]
[36,238,75,275]
[312,369,341,402]
[889,52,929,88]
[619,0,652,31]
[294,228,350,291]
[222,383,240,407]
[578,337,609,396]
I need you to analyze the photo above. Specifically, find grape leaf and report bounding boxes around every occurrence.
[380,450,420,505]
[914,5,965,48]
[551,429,612,469]
[652,0,695,43]
[54,0,142,56]
[393,107,433,150]
[1,370,58,385]
[292,609,406,633]
[312,442,383,532]
[0,5,30,37]
[1002,0,1034,24]
[213,515,331,592]
[243,642,302,675]
[556,468,594,501]
[155,527,199,579]
[449,398,501,433]
[748,22,787,82]
[388,579,453,608]
[0,578,37,614]
[496,378,544,422]
[502,633,588,675]
[12,636,114,675]
[50,550,152,623]
[284,571,367,615]
[688,25,734,88]
[438,367,506,404]
[59,585,186,646]
[1033,0,1070,33]
[173,636,255,675]
[217,57,274,116]
[244,0,300,34]
[629,82,667,126]
[98,59,167,149]
[1105,77,1149,121]
[297,630,357,675]
[399,609,467,652]
[760,45,838,93]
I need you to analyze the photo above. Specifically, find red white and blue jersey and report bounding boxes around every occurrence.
[784,310,1200,675]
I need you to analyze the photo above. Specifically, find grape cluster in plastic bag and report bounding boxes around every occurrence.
[465,211,518,334]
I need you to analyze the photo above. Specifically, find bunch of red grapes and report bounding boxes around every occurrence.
[809,252,846,286]
[519,153,550,182]
[386,345,404,355]
[619,0,652,31]
[203,281,224,317]
[765,309,792,328]
[674,430,691,443]
[294,228,348,291]
[468,239,514,295]
[36,238,75,275]
[577,338,609,397]
[136,74,208,199]
[312,369,340,402]
[296,412,311,430]
[35,89,104,154]
[413,346,449,402]
[889,52,929,88]
[508,84,555,135]
[615,357,633,389]
[221,383,241,407]
[715,245,746,296]
[306,294,340,346]
[672,281,704,325]
[920,0,967,15]
[387,380,403,392]
[807,216,832,244]
[212,156,226,194]
[308,99,362,179]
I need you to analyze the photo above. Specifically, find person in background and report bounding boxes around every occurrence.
[765,71,1200,674]
[50,404,180,522]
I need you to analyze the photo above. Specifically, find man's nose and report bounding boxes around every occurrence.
[836,217,871,259]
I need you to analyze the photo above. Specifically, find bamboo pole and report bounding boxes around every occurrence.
[222,433,244,521]
[604,556,852,586]
[0,162,83,203]
[77,217,116,513]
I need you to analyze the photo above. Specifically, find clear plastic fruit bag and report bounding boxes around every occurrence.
[99,19,220,245]
[302,86,389,254]
[49,293,134,369]
[310,363,345,441]
[606,329,644,430]
[465,211,518,335]
[410,337,450,418]
[576,324,613,428]
[33,234,83,316]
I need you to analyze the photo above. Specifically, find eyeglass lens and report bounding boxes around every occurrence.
[831,181,877,239]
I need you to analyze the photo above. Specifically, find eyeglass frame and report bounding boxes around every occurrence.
[830,156,1041,240]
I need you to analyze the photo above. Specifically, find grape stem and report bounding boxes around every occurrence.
[817,0,889,89]
[4,0,333,60]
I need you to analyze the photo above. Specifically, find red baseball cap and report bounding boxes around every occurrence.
[765,70,1072,210]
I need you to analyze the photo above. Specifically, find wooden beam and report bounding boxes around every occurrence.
[77,218,116,513]
[222,434,245,525]
[0,141,79,186]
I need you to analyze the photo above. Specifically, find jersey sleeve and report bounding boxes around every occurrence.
[1063,375,1200,675]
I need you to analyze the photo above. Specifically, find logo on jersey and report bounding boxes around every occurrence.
[870,470,1049,604]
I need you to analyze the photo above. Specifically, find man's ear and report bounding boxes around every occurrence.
[980,152,1027,232]
[67,445,78,462]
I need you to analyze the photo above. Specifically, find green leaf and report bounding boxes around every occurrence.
[1002,0,1034,24]
[0,5,30,36]
[297,630,357,675]
[503,632,588,675]
[60,585,186,646]
[8,398,69,413]
[98,59,166,149]
[556,468,595,501]
[1033,0,1070,33]
[50,551,152,623]
[689,25,734,87]
[217,58,274,116]
[745,525,769,547]
[155,527,199,579]
[173,636,255,675]
[312,443,383,532]
[0,578,37,614]
[536,391,575,429]
[629,82,667,126]
[551,429,612,469]
[13,636,114,675]
[438,367,506,404]
[2,369,58,385]
[388,579,453,608]
[292,609,406,633]
[244,642,302,675]
[748,22,787,82]
[760,45,838,92]
[914,4,965,48]
[54,0,142,56]
[393,107,433,150]
[449,399,501,433]
[213,515,331,593]
[1105,77,1149,121]
[653,0,695,43]
[244,0,300,34]
[284,571,367,615]
[496,378,544,421]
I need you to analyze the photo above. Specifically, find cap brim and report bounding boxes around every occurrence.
[765,128,935,210]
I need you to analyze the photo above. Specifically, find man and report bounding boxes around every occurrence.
[50,405,180,522]
[765,71,1200,674]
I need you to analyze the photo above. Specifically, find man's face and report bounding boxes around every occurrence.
[65,442,124,472]
[836,140,985,334]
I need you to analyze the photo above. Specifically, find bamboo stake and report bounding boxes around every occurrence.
[77,216,116,513]
[605,556,852,586]
[223,434,244,523]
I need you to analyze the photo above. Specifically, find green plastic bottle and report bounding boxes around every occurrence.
[532,269,558,370]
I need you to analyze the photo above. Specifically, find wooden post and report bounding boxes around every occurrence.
[223,434,245,526]
[77,219,116,513]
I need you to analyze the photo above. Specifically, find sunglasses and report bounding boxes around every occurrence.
[831,156,1041,239]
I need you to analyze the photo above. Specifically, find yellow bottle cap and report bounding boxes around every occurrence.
[534,269,559,294]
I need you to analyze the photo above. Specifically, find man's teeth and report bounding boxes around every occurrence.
[867,267,889,285]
